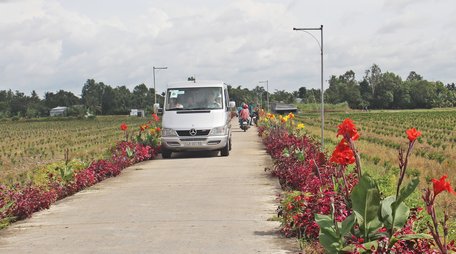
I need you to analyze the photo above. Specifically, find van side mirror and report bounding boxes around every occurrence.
[229,101,236,109]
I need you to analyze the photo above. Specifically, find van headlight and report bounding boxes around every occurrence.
[161,128,178,137]
[209,126,226,136]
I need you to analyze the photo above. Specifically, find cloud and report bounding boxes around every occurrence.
[0,0,455,98]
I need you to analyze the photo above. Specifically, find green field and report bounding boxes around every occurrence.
[0,116,148,183]
[296,108,456,216]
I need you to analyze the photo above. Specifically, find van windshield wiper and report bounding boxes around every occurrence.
[187,107,210,110]
[167,107,184,111]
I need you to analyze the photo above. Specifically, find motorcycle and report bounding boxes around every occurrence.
[240,119,250,132]
[251,114,258,126]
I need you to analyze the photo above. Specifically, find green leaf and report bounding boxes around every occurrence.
[361,240,379,253]
[315,214,336,234]
[294,149,305,161]
[350,174,382,239]
[397,233,433,240]
[282,148,290,157]
[381,196,410,230]
[340,214,356,236]
[389,233,433,248]
[391,177,419,212]
[341,241,378,254]
[0,201,13,213]
[315,214,341,253]
[126,147,134,157]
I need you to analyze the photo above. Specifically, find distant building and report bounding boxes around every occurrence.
[271,103,298,114]
[130,109,145,117]
[50,106,68,117]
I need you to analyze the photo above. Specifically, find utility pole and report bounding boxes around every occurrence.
[293,25,324,148]
[259,80,269,112]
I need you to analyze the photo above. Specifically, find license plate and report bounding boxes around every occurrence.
[183,141,203,146]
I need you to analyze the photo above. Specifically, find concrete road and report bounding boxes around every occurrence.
[0,122,297,254]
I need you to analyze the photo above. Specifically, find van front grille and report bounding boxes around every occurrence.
[177,130,210,136]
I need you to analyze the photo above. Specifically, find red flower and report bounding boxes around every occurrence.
[432,175,455,197]
[337,118,359,141]
[120,123,128,131]
[330,139,355,165]
[406,128,421,142]
[152,113,160,122]
[155,127,161,132]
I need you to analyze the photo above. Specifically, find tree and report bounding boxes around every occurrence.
[81,79,105,114]
[101,86,115,115]
[297,87,307,99]
[325,71,361,108]
[227,85,255,107]
[251,86,267,108]
[44,90,80,108]
[409,80,435,108]
[112,86,132,114]
[271,90,295,104]
[305,89,320,104]
[359,79,372,109]
[9,91,28,117]
[25,90,47,118]
[406,71,423,82]
[131,83,149,110]
[364,64,382,95]
[371,72,401,109]
[0,90,12,117]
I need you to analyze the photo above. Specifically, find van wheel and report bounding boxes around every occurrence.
[221,140,230,157]
[162,150,172,159]
[228,137,232,151]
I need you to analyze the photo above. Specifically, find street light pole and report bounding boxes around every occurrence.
[259,80,269,112]
[293,25,324,148]
[153,66,167,104]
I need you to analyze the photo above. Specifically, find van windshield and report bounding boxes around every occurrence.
[165,87,223,110]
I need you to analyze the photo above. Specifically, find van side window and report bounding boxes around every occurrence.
[224,89,229,111]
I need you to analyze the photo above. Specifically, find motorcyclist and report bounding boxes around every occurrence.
[239,104,250,126]
[251,106,259,126]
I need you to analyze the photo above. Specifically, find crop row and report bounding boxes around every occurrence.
[0,116,148,182]
[295,109,456,183]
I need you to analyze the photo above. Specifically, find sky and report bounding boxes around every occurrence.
[1,0,455,98]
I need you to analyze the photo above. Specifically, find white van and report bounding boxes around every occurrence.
[160,80,235,158]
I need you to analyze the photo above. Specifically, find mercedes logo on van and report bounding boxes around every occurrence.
[189,128,197,136]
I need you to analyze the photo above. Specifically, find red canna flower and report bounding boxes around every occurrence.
[330,139,355,165]
[152,113,160,122]
[432,175,455,197]
[406,128,421,142]
[120,123,128,131]
[337,118,359,141]
[155,127,161,132]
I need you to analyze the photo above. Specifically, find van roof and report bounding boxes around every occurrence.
[167,80,226,88]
